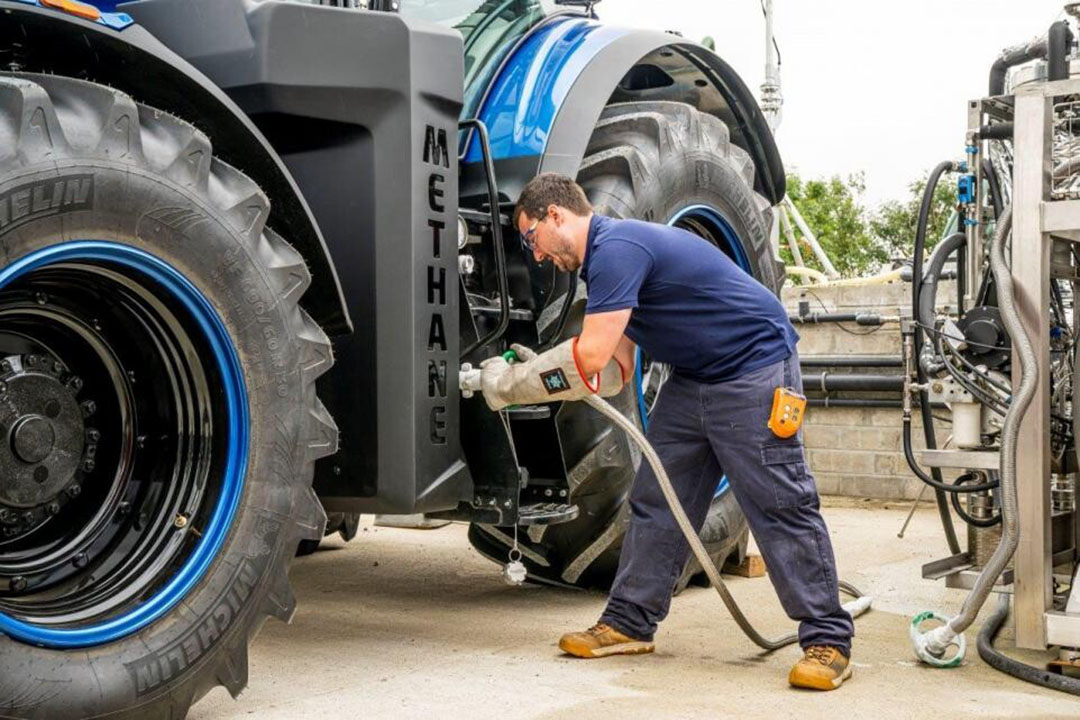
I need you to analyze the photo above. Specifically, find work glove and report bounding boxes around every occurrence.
[479,338,626,411]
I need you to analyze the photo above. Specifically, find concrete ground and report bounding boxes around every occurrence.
[192,499,1076,719]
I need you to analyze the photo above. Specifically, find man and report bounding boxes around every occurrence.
[479,173,854,691]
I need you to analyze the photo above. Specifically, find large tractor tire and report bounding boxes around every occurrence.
[0,74,336,719]
[468,101,779,591]
[295,511,361,557]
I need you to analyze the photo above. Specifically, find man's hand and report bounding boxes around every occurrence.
[477,340,624,411]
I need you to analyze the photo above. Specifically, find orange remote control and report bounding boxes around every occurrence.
[767,386,807,439]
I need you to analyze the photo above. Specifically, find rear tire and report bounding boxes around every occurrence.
[0,74,336,719]
[469,102,779,590]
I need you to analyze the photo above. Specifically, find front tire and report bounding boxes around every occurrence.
[0,74,336,719]
[469,102,778,590]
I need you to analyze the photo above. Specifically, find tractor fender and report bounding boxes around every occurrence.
[0,1,352,334]
[463,14,785,206]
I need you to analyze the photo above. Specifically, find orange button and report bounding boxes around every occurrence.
[41,0,102,21]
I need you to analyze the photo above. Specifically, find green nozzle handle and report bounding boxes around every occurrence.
[502,350,519,363]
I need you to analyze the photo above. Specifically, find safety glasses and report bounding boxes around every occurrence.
[520,217,541,253]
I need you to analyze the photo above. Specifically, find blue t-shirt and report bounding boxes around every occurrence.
[582,215,797,383]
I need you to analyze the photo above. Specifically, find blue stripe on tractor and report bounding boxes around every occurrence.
[0,241,248,649]
[464,16,628,163]
[11,0,133,29]
[635,206,752,499]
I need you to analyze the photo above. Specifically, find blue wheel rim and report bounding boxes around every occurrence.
[635,206,752,499]
[0,241,248,649]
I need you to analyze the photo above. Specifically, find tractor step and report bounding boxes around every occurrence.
[518,502,579,526]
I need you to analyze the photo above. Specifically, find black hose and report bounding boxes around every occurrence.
[789,312,884,326]
[978,593,1080,697]
[981,158,1004,220]
[949,473,1002,528]
[1048,20,1074,82]
[934,334,1010,416]
[976,122,1014,141]
[803,373,903,392]
[989,39,1048,95]
[800,355,903,367]
[918,232,965,336]
[912,160,962,554]
[902,419,999,493]
[809,398,902,409]
[537,271,577,351]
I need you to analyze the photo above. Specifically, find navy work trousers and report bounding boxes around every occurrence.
[600,351,854,654]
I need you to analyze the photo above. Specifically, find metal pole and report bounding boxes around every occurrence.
[760,0,782,133]
[784,196,841,278]
[779,205,804,267]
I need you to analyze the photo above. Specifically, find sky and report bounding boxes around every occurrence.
[599,0,1070,207]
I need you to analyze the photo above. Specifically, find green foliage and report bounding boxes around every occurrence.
[780,173,886,277]
[869,177,958,259]
[780,170,959,279]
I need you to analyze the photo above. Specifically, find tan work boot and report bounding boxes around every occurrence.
[558,622,655,658]
[789,646,852,690]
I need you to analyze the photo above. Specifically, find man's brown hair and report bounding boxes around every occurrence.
[513,172,592,227]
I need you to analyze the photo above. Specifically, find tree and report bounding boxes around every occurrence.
[870,174,958,260]
[780,169,960,279]
[781,172,887,277]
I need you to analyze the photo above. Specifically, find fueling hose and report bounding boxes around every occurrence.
[459,362,872,652]
[912,205,1036,667]
[581,393,872,651]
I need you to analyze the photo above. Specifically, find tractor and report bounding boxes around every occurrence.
[0,0,785,716]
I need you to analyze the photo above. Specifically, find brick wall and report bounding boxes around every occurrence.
[782,279,957,500]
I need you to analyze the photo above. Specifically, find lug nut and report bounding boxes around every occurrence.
[73,552,88,568]
[67,484,82,498]
[174,514,189,529]
[47,502,60,516]
[86,429,101,443]
[0,509,8,522]
[80,400,97,418]
[82,458,96,472]
[10,576,27,592]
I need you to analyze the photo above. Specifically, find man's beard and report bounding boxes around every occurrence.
[550,237,580,272]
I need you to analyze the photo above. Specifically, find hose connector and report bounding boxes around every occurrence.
[460,362,482,398]
[910,611,966,668]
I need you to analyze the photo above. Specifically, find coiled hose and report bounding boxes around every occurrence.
[582,393,872,651]
[914,205,1036,664]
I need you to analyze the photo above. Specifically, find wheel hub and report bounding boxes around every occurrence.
[0,354,93,535]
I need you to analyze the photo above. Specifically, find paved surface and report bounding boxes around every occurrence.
[192,499,1076,719]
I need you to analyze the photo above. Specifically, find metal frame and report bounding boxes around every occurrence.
[1012,77,1080,649]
